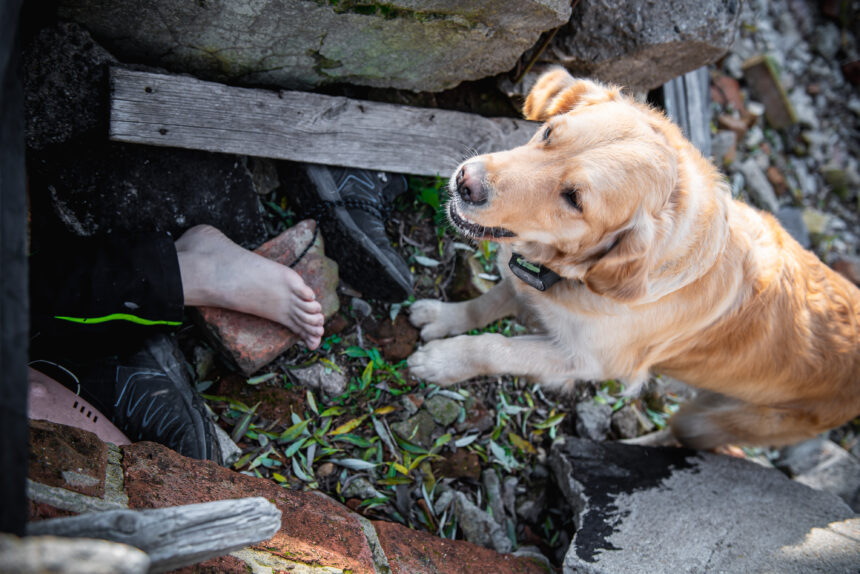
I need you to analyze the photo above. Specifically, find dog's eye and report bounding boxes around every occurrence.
[542,125,552,142]
[562,187,582,211]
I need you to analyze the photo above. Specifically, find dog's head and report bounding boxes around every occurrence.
[448,67,679,302]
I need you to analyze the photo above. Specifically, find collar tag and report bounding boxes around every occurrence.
[508,252,562,291]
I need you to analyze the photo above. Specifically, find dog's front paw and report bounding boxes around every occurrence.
[408,339,472,386]
[408,299,457,341]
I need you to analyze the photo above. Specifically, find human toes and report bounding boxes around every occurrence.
[294,298,322,315]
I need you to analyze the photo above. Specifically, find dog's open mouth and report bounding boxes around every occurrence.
[447,202,516,240]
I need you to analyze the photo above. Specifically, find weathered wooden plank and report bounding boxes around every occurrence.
[26,497,281,573]
[110,67,538,177]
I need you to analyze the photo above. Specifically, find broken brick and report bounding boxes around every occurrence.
[373,520,547,574]
[197,220,340,375]
[28,419,107,498]
[123,441,378,574]
[766,165,788,196]
[742,55,797,129]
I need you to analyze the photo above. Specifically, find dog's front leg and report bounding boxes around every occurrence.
[409,279,519,341]
[408,333,599,386]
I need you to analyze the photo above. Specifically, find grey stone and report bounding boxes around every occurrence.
[57,0,571,93]
[789,87,820,129]
[515,488,546,524]
[30,143,268,247]
[537,0,742,92]
[738,157,780,212]
[776,207,811,249]
[424,395,461,426]
[551,438,859,574]
[482,469,506,525]
[390,410,436,449]
[247,157,281,196]
[342,477,384,500]
[212,424,242,467]
[813,22,842,59]
[609,406,640,440]
[710,130,737,164]
[502,475,518,518]
[790,443,860,512]
[22,27,268,248]
[801,207,831,236]
[289,362,348,397]
[575,401,612,442]
[452,492,513,553]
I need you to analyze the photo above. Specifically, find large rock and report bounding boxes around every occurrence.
[23,23,268,248]
[524,0,742,92]
[57,0,572,92]
[551,437,859,574]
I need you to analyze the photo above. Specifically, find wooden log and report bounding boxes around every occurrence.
[110,67,538,177]
[0,534,150,574]
[26,497,281,573]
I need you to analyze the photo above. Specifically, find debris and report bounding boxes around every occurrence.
[425,395,462,426]
[831,255,860,286]
[738,158,780,212]
[290,361,349,397]
[390,411,436,449]
[575,401,612,442]
[776,207,811,249]
[452,492,513,553]
[742,55,797,129]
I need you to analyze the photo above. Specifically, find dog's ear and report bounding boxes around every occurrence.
[583,216,654,302]
[523,67,622,122]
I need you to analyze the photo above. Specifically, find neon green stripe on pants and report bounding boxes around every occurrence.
[54,313,182,327]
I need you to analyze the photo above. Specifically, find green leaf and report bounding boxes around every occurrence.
[508,431,536,455]
[331,458,378,471]
[292,457,314,482]
[343,346,369,358]
[284,437,308,457]
[533,413,566,429]
[306,389,319,415]
[432,433,452,452]
[246,372,279,385]
[319,357,343,374]
[332,433,373,448]
[320,406,347,417]
[279,418,311,442]
[330,415,368,436]
[360,361,374,389]
[230,401,260,442]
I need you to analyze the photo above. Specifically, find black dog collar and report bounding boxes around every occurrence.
[508,252,562,291]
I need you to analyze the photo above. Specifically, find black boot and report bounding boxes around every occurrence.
[296,165,414,302]
[33,334,221,462]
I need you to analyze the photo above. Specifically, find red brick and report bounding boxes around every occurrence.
[168,555,249,574]
[711,75,746,114]
[742,55,797,129]
[766,166,788,196]
[28,501,77,522]
[197,220,340,375]
[29,419,107,498]
[122,441,377,573]
[373,520,549,574]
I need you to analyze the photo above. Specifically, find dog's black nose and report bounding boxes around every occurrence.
[456,163,488,205]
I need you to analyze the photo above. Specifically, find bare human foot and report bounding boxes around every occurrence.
[175,224,325,350]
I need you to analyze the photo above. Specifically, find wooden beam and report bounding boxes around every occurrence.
[110,68,538,177]
[27,497,281,573]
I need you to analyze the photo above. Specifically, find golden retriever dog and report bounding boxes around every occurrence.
[407,67,860,449]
